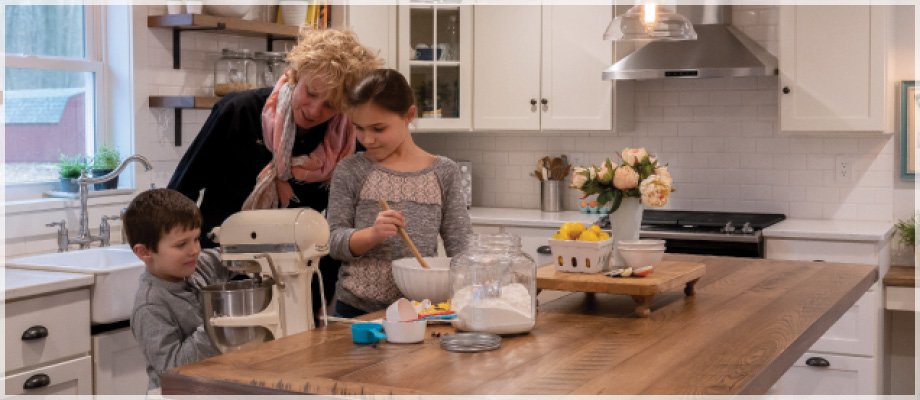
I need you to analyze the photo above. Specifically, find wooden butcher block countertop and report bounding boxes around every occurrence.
[162,254,877,396]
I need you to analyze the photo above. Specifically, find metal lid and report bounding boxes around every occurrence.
[221,48,252,59]
[439,333,501,353]
[253,51,286,61]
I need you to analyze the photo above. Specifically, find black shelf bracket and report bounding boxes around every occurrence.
[172,23,227,69]
[174,108,182,146]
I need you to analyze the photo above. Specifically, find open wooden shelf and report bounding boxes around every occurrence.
[148,14,298,69]
[148,13,299,39]
[149,95,219,110]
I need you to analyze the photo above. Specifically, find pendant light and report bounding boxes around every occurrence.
[604,0,697,41]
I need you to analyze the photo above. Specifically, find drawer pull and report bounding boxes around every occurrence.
[23,373,50,390]
[805,357,830,367]
[21,325,48,341]
[537,245,552,254]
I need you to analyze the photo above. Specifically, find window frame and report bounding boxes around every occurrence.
[4,4,107,196]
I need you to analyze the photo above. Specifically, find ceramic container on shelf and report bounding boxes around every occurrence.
[281,2,308,26]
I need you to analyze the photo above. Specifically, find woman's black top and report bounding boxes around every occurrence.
[168,88,331,248]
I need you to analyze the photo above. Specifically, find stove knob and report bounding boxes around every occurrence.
[741,222,754,234]
[721,221,736,233]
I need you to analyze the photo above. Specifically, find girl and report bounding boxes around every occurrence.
[327,69,472,317]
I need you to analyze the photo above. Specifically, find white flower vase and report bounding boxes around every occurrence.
[610,197,643,268]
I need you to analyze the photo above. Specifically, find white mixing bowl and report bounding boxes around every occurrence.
[618,247,666,269]
[391,257,451,303]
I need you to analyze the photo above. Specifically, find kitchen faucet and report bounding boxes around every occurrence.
[46,154,153,251]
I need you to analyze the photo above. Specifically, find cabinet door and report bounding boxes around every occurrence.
[346,4,397,68]
[92,327,149,395]
[5,289,91,372]
[399,4,472,130]
[500,226,556,268]
[779,5,886,132]
[540,5,613,131]
[3,356,92,395]
[772,352,875,395]
[473,5,542,130]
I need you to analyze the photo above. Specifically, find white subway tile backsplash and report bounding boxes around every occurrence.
[724,137,757,153]
[773,186,805,202]
[506,152,535,166]
[726,77,759,90]
[636,106,664,121]
[743,122,776,137]
[823,138,861,154]
[788,171,824,186]
[692,137,725,153]
[756,169,788,186]
[740,153,773,169]
[788,202,824,218]
[739,185,773,201]
[661,79,696,92]
[710,91,742,106]
[649,92,681,106]
[741,90,776,106]
[663,107,695,121]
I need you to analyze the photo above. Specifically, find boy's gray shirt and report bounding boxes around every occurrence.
[328,154,472,313]
[130,248,233,390]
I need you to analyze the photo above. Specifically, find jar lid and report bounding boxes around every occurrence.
[439,333,501,353]
[253,51,286,61]
[221,48,252,59]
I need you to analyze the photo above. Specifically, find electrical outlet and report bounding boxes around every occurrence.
[568,153,587,168]
[836,156,853,183]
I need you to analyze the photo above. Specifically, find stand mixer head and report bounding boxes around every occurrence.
[202,208,329,353]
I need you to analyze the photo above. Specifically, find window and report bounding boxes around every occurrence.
[4,4,103,185]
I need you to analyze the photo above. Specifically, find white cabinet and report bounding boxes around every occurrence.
[343,3,397,68]
[779,5,889,133]
[92,327,149,395]
[398,3,472,130]
[765,229,891,395]
[4,269,94,395]
[473,4,613,131]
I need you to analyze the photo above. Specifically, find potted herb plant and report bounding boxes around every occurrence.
[894,214,916,253]
[91,144,121,190]
[57,153,87,192]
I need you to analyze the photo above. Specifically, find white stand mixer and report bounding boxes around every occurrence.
[206,209,329,344]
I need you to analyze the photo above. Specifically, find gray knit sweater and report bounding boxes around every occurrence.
[328,154,472,312]
[130,248,234,390]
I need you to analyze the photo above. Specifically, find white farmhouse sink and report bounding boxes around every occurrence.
[6,245,145,324]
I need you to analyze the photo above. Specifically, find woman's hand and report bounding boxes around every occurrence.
[348,210,404,256]
[371,210,404,243]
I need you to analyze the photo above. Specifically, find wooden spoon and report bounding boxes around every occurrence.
[378,199,430,269]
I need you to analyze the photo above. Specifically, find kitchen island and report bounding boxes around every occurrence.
[161,254,877,396]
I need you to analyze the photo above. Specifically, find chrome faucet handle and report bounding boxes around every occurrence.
[99,215,120,247]
[46,220,69,252]
[120,208,128,244]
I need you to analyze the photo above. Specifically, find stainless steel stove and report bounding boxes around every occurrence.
[597,210,786,258]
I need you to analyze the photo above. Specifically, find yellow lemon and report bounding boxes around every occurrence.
[589,225,602,234]
[568,223,586,240]
[552,231,568,240]
[597,232,610,240]
[577,230,600,242]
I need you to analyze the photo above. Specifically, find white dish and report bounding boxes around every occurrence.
[617,247,665,269]
[383,319,426,344]
[617,239,666,247]
[6,245,144,323]
[203,2,251,18]
[391,257,451,303]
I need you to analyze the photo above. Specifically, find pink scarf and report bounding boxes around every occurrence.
[242,76,355,210]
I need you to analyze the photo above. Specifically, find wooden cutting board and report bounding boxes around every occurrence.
[537,261,706,317]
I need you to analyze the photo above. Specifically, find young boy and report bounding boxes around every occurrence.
[124,188,235,390]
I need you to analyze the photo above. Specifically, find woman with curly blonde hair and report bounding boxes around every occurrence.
[168,27,382,321]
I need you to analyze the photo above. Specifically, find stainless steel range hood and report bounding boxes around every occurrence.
[603,5,777,80]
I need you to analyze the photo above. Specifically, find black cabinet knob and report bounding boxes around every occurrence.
[23,373,50,390]
[537,245,552,254]
[541,98,548,105]
[21,325,48,341]
[530,98,537,105]
[805,357,830,367]
[782,87,790,94]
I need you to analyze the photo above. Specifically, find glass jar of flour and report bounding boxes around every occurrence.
[449,233,536,334]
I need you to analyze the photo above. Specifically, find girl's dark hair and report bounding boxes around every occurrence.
[347,68,415,116]
[123,188,202,252]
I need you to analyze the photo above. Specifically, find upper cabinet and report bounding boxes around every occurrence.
[473,4,613,131]
[343,3,397,68]
[398,3,473,131]
[779,5,889,133]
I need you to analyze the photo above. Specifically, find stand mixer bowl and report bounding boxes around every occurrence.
[201,278,275,353]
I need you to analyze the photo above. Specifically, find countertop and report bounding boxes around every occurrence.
[884,266,916,287]
[762,219,895,241]
[3,268,94,302]
[161,254,877,396]
[470,207,598,229]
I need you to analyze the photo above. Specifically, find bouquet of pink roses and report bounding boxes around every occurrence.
[570,147,674,213]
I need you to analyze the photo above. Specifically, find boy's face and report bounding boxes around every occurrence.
[134,226,201,283]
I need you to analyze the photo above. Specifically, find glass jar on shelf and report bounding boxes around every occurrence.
[214,48,256,96]
[449,233,536,335]
[252,51,288,88]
